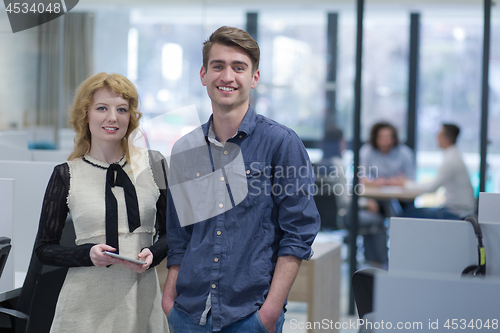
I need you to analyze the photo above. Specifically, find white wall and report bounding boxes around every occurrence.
[0,10,39,130]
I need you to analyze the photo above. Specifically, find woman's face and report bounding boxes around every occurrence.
[376,127,395,154]
[87,87,130,149]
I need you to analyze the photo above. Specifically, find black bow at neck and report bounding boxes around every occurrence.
[83,156,141,253]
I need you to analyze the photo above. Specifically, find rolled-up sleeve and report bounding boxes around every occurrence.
[272,130,320,260]
[166,187,194,267]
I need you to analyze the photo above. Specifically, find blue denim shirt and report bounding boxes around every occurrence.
[359,143,415,180]
[166,106,320,331]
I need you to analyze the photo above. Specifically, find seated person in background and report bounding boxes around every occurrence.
[360,121,415,213]
[360,121,415,185]
[344,122,415,267]
[344,200,387,268]
[320,123,346,161]
[315,126,387,268]
[404,123,476,220]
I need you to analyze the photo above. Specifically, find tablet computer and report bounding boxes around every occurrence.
[104,251,146,265]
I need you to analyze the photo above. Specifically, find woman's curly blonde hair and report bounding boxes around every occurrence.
[68,73,142,162]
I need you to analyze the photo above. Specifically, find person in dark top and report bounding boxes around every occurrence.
[35,72,168,333]
[162,26,321,333]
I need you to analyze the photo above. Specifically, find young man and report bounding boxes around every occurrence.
[162,26,320,332]
[404,123,476,219]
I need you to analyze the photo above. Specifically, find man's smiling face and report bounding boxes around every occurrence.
[200,43,260,113]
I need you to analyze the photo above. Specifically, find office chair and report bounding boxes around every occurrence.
[0,237,12,279]
[0,236,26,331]
[313,177,340,230]
[312,160,345,231]
[0,215,76,333]
[351,267,387,320]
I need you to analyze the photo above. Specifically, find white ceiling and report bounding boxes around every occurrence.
[77,0,487,9]
[74,0,497,24]
[79,0,484,4]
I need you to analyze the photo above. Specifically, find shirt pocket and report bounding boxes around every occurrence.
[245,162,272,198]
[177,165,222,225]
[183,164,218,204]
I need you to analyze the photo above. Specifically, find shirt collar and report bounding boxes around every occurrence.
[83,153,127,169]
[207,119,224,147]
[443,144,457,154]
[202,105,257,141]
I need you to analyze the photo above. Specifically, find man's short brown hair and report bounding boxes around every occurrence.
[202,26,260,73]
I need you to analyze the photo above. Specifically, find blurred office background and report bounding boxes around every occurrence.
[2,0,500,196]
[1,0,500,330]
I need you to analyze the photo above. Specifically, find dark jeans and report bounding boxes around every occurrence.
[167,305,285,333]
[345,210,388,265]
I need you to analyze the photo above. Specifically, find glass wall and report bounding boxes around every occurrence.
[335,10,410,186]
[257,10,327,140]
[2,2,500,194]
[92,6,246,153]
[488,5,500,193]
[361,12,409,143]
[419,15,482,153]
[417,10,484,200]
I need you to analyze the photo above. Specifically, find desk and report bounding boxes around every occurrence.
[288,242,342,333]
[373,218,500,331]
[360,185,420,201]
[360,186,420,216]
[374,272,500,333]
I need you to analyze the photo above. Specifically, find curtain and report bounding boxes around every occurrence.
[37,12,94,130]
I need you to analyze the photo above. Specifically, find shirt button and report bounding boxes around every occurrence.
[239,135,243,138]
[246,170,250,175]
[196,172,200,177]
[212,284,217,289]
[220,176,225,181]
[214,258,219,263]
[219,203,224,208]
[223,151,228,155]
[217,231,222,236]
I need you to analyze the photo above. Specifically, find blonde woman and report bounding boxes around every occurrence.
[36,73,168,332]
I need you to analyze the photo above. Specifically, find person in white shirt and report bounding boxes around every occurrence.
[404,123,476,219]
